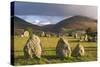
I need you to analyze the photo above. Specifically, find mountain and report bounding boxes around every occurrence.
[11,16,43,36]
[44,16,97,33]
[12,16,42,30]
[42,24,55,32]
[12,15,97,35]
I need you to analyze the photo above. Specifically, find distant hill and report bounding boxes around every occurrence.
[11,16,43,32]
[12,15,97,35]
[11,16,43,35]
[42,24,55,32]
[44,16,97,33]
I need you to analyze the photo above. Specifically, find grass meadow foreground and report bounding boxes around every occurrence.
[13,36,97,65]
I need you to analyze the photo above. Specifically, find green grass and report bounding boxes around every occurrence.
[13,36,97,65]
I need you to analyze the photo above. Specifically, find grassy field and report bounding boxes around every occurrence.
[13,36,97,65]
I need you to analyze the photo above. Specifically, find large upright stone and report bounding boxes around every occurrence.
[23,34,42,59]
[72,42,85,57]
[56,38,71,58]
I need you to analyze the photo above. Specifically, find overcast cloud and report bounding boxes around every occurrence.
[12,1,97,25]
[13,1,97,19]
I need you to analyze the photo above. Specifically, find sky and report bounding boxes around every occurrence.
[16,15,71,25]
[13,1,97,25]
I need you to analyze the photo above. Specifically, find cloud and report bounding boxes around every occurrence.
[13,1,97,19]
[32,20,51,25]
[39,21,51,25]
[34,21,51,26]
[16,15,65,24]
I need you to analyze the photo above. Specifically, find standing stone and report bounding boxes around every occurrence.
[56,38,71,58]
[80,36,84,41]
[24,31,29,37]
[45,33,51,37]
[84,34,88,41]
[23,34,42,59]
[74,33,78,39]
[21,34,24,37]
[41,31,45,37]
[72,42,85,57]
[88,36,93,42]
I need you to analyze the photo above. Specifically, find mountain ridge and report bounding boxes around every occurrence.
[12,15,97,34]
